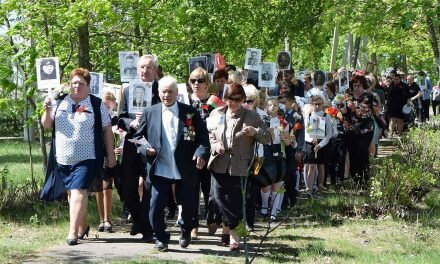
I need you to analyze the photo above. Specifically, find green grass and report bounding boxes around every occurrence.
[0,140,45,184]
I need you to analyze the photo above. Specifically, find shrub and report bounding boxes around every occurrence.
[369,123,439,214]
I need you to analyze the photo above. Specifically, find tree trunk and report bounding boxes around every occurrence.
[351,36,361,69]
[329,26,339,72]
[426,14,440,78]
[78,22,91,70]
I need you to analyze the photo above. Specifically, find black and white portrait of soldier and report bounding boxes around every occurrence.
[277,51,291,70]
[39,58,57,80]
[244,48,262,71]
[119,51,139,82]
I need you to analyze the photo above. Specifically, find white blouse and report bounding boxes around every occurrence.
[55,95,111,165]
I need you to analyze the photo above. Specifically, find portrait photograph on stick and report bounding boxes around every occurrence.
[128,81,152,114]
[258,62,276,88]
[119,51,139,83]
[36,57,60,90]
[277,51,291,70]
[188,56,207,74]
[200,53,215,74]
[244,48,262,70]
[89,72,104,96]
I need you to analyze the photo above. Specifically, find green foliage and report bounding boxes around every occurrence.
[370,123,440,213]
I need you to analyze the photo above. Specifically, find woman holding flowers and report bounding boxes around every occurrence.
[41,68,116,245]
[342,75,376,184]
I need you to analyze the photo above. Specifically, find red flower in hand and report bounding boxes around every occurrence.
[293,122,302,131]
[277,115,288,129]
[325,107,338,118]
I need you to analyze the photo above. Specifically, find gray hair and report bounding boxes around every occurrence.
[138,54,158,68]
[158,75,178,91]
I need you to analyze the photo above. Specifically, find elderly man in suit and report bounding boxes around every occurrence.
[117,54,160,242]
[135,76,210,251]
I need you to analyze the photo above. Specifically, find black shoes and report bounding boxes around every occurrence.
[97,222,105,232]
[141,234,155,243]
[103,221,112,232]
[179,230,191,248]
[66,238,78,246]
[154,240,168,252]
[78,225,90,240]
[130,223,141,236]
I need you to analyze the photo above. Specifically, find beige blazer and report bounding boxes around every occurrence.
[207,106,270,176]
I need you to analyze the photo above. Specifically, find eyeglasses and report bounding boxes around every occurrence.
[227,96,243,102]
[244,99,255,104]
[190,78,205,84]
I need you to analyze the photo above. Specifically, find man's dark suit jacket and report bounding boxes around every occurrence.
[134,102,210,185]
[262,73,273,81]
[133,100,147,107]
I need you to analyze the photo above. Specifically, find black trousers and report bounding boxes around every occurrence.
[345,132,373,183]
[433,100,440,116]
[121,136,153,236]
[194,165,211,218]
[150,175,198,244]
[421,99,430,122]
[284,147,298,207]
[328,136,347,184]
[211,172,244,230]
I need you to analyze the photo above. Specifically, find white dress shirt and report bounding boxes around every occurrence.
[154,103,181,180]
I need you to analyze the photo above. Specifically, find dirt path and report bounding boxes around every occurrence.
[23,218,247,263]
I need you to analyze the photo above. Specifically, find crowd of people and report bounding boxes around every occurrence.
[41,54,439,252]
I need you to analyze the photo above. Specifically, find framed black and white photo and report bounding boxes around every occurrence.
[245,69,259,88]
[128,81,152,114]
[277,51,291,70]
[119,51,139,83]
[188,56,207,74]
[313,70,327,88]
[89,72,104,96]
[258,62,276,88]
[200,53,215,74]
[36,57,60,90]
[244,48,262,71]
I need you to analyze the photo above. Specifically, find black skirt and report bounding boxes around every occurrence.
[303,142,329,164]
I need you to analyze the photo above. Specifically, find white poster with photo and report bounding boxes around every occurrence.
[307,115,325,139]
[128,81,152,114]
[89,72,104,96]
[258,62,276,88]
[338,69,350,92]
[200,53,216,74]
[244,48,262,70]
[119,51,139,83]
[177,83,190,105]
[36,57,60,90]
[277,51,291,70]
[102,83,122,114]
[188,56,208,74]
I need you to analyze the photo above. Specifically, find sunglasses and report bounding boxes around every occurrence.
[244,99,255,104]
[227,96,243,102]
[190,78,205,84]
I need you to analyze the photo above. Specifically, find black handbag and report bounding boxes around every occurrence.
[40,136,66,202]
[248,143,272,188]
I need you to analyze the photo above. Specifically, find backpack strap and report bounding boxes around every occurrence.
[90,94,104,168]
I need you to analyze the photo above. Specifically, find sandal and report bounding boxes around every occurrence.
[104,221,113,232]
[97,222,104,232]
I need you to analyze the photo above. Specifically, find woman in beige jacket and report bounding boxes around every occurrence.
[207,83,270,251]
